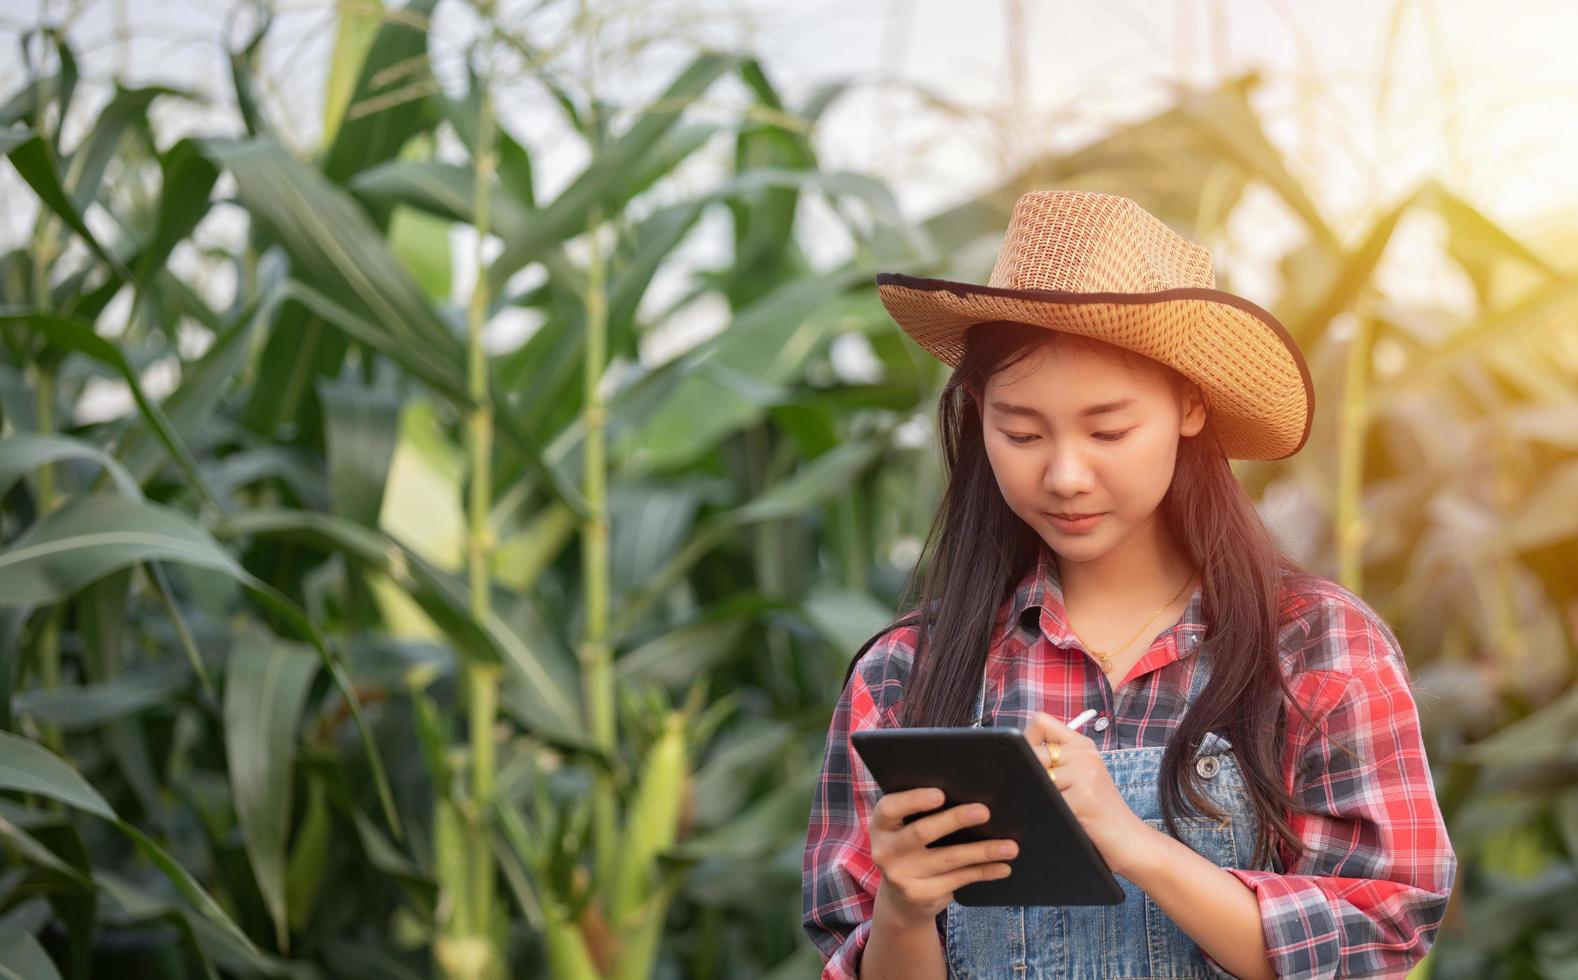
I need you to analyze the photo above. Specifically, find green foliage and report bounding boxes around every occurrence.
[0,6,1574,979]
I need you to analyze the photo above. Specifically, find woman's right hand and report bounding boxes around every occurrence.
[867,787,1019,928]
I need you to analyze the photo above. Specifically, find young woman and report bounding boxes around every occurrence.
[801,191,1457,979]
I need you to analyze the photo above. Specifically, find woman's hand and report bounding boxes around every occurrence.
[1023,711,1156,877]
[866,787,1019,928]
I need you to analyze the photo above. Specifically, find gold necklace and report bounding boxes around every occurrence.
[1066,572,1197,674]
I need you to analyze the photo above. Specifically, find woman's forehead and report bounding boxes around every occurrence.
[985,342,1166,404]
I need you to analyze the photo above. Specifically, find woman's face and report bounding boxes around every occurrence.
[977,339,1207,562]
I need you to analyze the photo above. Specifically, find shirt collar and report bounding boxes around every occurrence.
[1004,541,1208,656]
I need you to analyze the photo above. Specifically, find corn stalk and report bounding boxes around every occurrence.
[1335,292,1376,593]
[580,202,617,903]
[435,32,504,980]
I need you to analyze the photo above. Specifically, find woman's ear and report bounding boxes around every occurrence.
[1178,380,1207,438]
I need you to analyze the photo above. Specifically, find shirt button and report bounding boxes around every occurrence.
[1196,755,1220,778]
[1092,715,1109,732]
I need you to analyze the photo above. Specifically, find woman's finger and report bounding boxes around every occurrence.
[1026,710,1078,746]
[872,787,948,829]
[900,801,993,849]
[1023,732,1053,767]
[918,836,1019,878]
[1031,710,1099,750]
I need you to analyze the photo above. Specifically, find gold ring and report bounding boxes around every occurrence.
[1049,744,1061,768]
[1048,767,1057,786]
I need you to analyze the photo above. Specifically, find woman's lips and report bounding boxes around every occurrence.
[1047,511,1107,532]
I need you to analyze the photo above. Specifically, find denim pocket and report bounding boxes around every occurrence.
[1136,815,1238,978]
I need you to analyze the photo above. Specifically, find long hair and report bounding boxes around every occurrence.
[845,320,1349,872]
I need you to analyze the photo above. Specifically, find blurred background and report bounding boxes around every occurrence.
[1,0,1575,977]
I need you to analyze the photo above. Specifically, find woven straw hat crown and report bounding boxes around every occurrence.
[986,192,1217,294]
[874,189,1315,461]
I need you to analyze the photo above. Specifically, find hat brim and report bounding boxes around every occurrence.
[876,272,1314,461]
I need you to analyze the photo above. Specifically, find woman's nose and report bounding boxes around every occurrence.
[1042,443,1095,496]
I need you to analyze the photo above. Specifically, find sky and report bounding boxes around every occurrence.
[4,0,1578,385]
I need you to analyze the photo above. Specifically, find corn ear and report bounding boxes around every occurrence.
[612,878,680,980]
[608,711,688,927]
[434,795,469,934]
[543,901,601,980]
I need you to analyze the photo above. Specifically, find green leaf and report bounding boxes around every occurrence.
[0,127,32,154]
[0,311,218,514]
[65,85,188,213]
[0,494,399,836]
[486,52,739,292]
[132,137,222,289]
[117,282,264,486]
[349,159,527,239]
[618,270,864,471]
[273,279,467,406]
[0,493,243,605]
[320,0,439,184]
[202,135,465,392]
[118,797,278,962]
[388,204,451,300]
[284,775,332,932]
[12,662,188,730]
[0,930,63,980]
[0,130,124,279]
[223,632,318,951]
[1285,188,1418,348]
[203,138,589,515]
[0,433,142,501]
[726,440,886,525]
[608,481,706,596]
[321,0,386,146]
[665,766,817,863]
[615,613,750,692]
[212,508,591,754]
[317,378,403,528]
[1423,179,1563,303]
[610,442,887,639]
[800,585,894,656]
[688,720,794,830]
[0,731,114,821]
[227,12,272,137]
[1175,74,1338,253]
[0,814,92,891]
[1496,460,1578,554]
[1381,276,1578,408]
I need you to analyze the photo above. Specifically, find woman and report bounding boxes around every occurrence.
[801,191,1457,979]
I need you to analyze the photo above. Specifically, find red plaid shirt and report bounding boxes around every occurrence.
[802,544,1457,979]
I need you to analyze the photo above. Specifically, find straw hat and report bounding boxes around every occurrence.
[876,190,1314,461]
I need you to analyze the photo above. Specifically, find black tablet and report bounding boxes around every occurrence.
[851,726,1124,907]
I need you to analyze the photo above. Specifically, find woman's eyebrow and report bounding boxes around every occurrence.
[989,397,1137,419]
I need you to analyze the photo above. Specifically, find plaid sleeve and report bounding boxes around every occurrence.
[1204,619,1457,979]
[802,627,939,979]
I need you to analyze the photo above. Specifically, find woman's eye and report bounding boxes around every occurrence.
[1004,430,1128,445]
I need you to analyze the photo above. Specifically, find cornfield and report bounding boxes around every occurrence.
[1,2,1575,977]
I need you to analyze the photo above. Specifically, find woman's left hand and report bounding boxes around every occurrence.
[1023,711,1157,878]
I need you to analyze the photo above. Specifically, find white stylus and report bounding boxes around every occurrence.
[1065,708,1098,732]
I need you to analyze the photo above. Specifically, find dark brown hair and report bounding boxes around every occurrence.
[844,320,1353,872]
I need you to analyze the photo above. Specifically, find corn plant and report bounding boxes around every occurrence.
[0,3,1574,978]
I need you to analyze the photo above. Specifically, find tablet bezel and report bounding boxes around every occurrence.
[850,726,1125,906]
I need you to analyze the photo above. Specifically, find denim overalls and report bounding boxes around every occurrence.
[943,650,1278,979]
